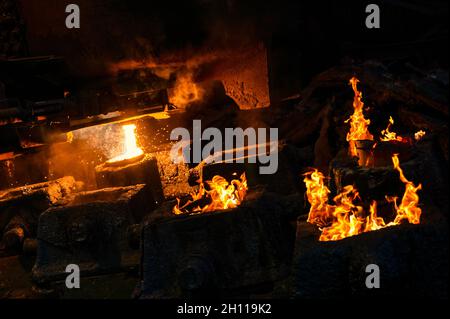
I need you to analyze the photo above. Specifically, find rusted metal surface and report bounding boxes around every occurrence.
[0,176,83,253]
[151,148,194,201]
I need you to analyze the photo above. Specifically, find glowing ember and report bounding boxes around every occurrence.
[107,124,143,163]
[304,154,422,241]
[173,173,248,214]
[414,130,426,141]
[380,116,406,142]
[345,77,374,157]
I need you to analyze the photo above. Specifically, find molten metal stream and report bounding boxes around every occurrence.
[107,124,144,163]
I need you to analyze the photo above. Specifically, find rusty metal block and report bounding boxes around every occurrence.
[95,150,194,205]
[0,176,83,251]
[0,151,49,191]
[151,149,194,201]
[32,184,148,284]
[139,190,294,298]
[0,176,82,207]
[291,217,449,298]
[95,154,162,205]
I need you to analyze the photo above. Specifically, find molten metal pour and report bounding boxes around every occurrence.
[106,124,144,164]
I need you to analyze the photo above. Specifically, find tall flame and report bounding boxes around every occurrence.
[304,154,422,241]
[107,124,144,163]
[345,77,373,157]
[380,116,406,142]
[303,169,334,227]
[390,154,422,224]
[173,173,248,214]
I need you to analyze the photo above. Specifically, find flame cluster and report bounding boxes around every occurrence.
[379,117,425,143]
[345,77,426,158]
[173,173,248,215]
[304,154,422,241]
[380,116,407,142]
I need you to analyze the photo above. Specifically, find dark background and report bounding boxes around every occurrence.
[10,0,448,98]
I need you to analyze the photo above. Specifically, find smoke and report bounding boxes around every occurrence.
[169,71,204,108]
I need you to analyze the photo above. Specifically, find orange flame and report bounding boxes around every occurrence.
[107,124,143,163]
[303,169,334,227]
[304,155,422,241]
[363,201,387,232]
[390,154,422,224]
[345,77,373,157]
[380,116,406,142]
[173,173,248,214]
